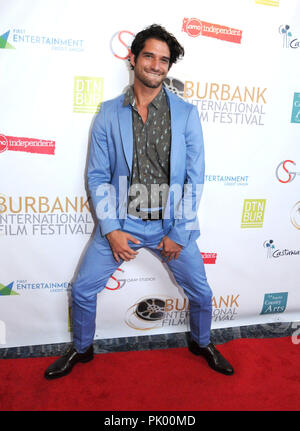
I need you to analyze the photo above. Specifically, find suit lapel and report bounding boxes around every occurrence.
[118,101,133,173]
[166,89,181,185]
[117,88,182,181]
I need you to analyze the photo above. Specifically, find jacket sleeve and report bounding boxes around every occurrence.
[167,105,205,247]
[87,103,122,236]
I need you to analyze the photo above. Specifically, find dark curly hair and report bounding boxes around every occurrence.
[130,24,184,70]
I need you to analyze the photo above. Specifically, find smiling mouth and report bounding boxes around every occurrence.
[145,70,162,76]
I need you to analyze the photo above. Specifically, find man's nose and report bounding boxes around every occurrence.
[150,58,160,71]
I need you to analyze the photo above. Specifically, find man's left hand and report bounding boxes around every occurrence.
[157,235,182,261]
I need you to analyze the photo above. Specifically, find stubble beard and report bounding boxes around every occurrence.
[135,68,166,89]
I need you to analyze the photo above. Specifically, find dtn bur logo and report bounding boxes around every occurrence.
[73,76,104,114]
[241,199,266,228]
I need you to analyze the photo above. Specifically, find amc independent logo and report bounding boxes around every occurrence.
[73,76,104,114]
[0,134,55,155]
[182,18,242,44]
[241,199,266,228]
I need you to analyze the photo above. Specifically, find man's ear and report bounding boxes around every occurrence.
[129,53,136,69]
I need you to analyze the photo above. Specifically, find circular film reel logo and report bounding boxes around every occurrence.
[125,297,166,330]
[163,77,185,99]
[291,201,300,230]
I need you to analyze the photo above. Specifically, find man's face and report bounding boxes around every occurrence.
[130,38,171,89]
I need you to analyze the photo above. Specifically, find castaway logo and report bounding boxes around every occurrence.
[182,18,242,44]
[279,25,300,49]
[291,93,300,123]
[212,294,240,322]
[205,174,249,187]
[290,202,300,230]
[0,282,19,296]
[0,134,55,155]
[0,29,84,52]
[0,195,93,236]
[263,239,300,258]
[255,0,279,6]
[184,81,267,126]
[275,160,300,183]
[110,30,135,60]
[14,280,71,294]
[125,296,189,331]
[241,199,266,228]
[260,292,288,314]
[73,76,104,114]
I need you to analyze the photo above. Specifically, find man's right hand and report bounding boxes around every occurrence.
[106,230,140,263]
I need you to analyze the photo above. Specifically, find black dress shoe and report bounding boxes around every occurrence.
[189,341,234,375]
[44,345,94,380]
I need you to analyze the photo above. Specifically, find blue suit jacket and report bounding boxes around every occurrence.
[87,87,205,247]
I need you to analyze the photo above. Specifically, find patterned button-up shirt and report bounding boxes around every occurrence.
[123,85,171,219]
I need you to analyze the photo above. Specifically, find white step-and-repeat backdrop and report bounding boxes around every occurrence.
[0,0,299,348]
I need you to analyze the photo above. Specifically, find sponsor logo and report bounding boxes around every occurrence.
[125,293,239,329]
[0,31,15,49]
[0,134,55,155]
[73,76,104,114]
[279,25,300,49]
[263,239,300,258]
[260,292,288,314]
[125,296,189,331]
[13,280,71,294]
[105,269,156,291]
[241,199,266,228]
[182,18,242,44]
[0,195,93,236]
[205,175,249,186]
[290,201,300,230]
[110,30,135,60]
[201,253,217,264]
[212,294,240,322]
[291,93,300,123]
[163,77,185,99]
[184,81,267,126]
[105,268,126,290]
[275,160,300,183]
[0,28,84,52]
[255,0,279,6]
[0,282,19,296]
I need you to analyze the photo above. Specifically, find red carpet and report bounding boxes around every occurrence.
[0,337,300,411]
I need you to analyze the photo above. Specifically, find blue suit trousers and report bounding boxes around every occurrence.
[71,216,213,352]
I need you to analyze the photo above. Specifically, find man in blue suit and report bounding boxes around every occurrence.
[45,24,233,379]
